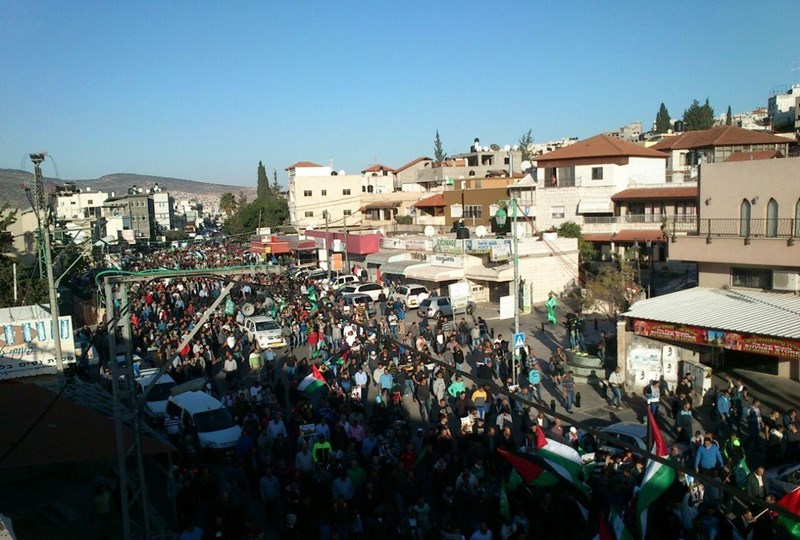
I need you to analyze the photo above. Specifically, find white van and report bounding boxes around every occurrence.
[135,368,176,418]
[166,391,242,451]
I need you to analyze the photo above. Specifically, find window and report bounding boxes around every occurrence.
[464,205,482,219]
[303,190,312,197]
[362,186,366,193]
[343,189,351,195]
[304,211,314,218]
[739,199,751,237]
[343,209,352,216]
[766,198,778,237]
[367,185,374,193]
[795,199,800,237]
[321,190,327,196]
[731,267,772,289]
[551,206,565,219]
[591,167,604,180]
[87,199,93,205]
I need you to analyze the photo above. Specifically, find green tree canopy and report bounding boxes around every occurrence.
[655,103,672,133]
[583,264,639,320]
[222,197,288,236]
[271,169,281,195]
[257,161,269,201]
[433,129,446,164]
[518,129,535,162]
[726,105,733,126]
[683,99,715,131]
[557,221,597,263]
[0,202,48,308]
[219,192,237,217]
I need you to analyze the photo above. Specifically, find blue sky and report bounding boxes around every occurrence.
[1,0,795,187]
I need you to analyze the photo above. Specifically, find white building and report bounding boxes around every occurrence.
[55,183,108,240]
[768,85,800,132]
[287,161,393,228]
[151,187,174,231]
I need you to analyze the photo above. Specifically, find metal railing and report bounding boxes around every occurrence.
[584,214,697,225]
[667,216,799,239]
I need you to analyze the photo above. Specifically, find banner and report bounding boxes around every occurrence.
[0,315,76,380]
[633,319,800,361]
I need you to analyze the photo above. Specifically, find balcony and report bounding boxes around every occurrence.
[666,217,799,239]
[582,214,696,234]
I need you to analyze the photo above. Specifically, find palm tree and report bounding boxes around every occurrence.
[219,192,237,217]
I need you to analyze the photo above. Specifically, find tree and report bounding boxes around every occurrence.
[237,191,249,208]
[222,197,288,236]
[271,169,281,196]
[655,103,672,133]
[257,161,269,201]
[219,192,237,217]
[433,129,446,164]
[683,98,715,131]
[0,202,47,308]
[518,129,535,162]
[583,264,640,320]
[726,105,733,126]
[557,221,597,263]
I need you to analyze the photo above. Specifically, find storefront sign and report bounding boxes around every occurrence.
[448,281,470,311]
[465,238,512,255]
[431,254,462,268]
[434,238,463,254]
[634,319,800,360]
[627,345,662,386]
[314,237,327,249]
[380,237,406,250]
[404,239,431,251]
[0,315,76,380]
[490,243,512,262]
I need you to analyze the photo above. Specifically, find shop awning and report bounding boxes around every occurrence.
[577,198,613,214]
[287,240,316,251]
[361,201,401,210]
[582,230,666,243]
[465,264,514,282]
[365,251,411,266]
[623,287,800,340]
[405,264,465,282]
[380,260,429,276]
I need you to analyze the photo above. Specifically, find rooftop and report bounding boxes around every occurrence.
[535,134,667,162]
[611,186,698,201]
[394,156,433,174]
[413,194,445,207]
[650,126,791,152]
[361,164,395,173]
[284,161,323,171]
[723,150,784,162]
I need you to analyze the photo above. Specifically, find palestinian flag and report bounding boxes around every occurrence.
[497,448,548,484]
[777,488,800,538]
[635,407,676,538]
[533,426,589,499]
[609,506,633,540]
[499,482,510,519]
[297,364,327,396]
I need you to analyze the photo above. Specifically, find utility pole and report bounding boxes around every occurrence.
[324,211,331,283]
[343,214,350,273]
[512,195,520,386]
[31,153,64,376]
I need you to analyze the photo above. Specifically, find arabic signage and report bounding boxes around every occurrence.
[405,239,432,251]
[434,238,463,254]
[448,281,470,311]
[490,242,512,262]
[431,254,462,268]
[380,237,406,250]
[465,238,512,255]
[0,315,76,380]
[633,319,800,360]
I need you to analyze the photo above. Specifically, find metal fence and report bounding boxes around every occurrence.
[667,216,799,238]
[584,214,697,225]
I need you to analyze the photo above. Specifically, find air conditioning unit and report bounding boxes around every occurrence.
[772,271,800,292]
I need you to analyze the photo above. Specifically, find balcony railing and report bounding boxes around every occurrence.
[666,216,800,239]
[584,214,697,225]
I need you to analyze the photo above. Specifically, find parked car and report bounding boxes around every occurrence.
[166,391,242,451]
[336,282,386,301]
[579,422,688,461]
[327,274,360,289]
[342,293,377,316]
[135,368,177,418]
[765,463,800,498]
[240,316,286,349]
[388,283,430,309]
[417,296,476,319]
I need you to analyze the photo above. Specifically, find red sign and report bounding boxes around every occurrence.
[634,320,800,360]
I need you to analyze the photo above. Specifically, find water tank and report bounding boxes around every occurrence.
[456,227,470,239]
[673,120,685,133]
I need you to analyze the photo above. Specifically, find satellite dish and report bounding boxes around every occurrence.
[475,145,482,152]
[520,160,532,172]
[512,145,519,151]
[338,170,346,176]
[475,225,487,238]
[503,144,511,152]
[242,303,255,316]
[424,226,435,237]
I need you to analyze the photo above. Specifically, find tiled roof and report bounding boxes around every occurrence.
[394,157,433,173]
[361,164,395,173]
[649,126,790,152]
[535,134,667,161]
[413,194,445,207]
[285,161,323,171]
[723,150,784,162]
[612,187,697,201]
[582,230,666,243]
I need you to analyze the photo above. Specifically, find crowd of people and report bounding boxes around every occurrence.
[78,244,800,539]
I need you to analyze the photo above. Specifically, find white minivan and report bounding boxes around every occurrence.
[166,391,242,451]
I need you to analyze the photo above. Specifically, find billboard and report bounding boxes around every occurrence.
[0,316,76,380]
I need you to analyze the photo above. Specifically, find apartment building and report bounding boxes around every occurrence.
[103,190,156,242]
[55,183,109,240]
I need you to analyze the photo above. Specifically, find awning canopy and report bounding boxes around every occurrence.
[405,264,465,282]
[380,260,429,276]
[365,251,411,266]
[465,264,514,282]
[361,201,401,210]
[287,239,316,251]
[577,198,613,214]
[582,230,666,243]
[623,287,800,340]
[413,194,445,208]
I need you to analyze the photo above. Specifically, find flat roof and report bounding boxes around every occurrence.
[623,287,800,339]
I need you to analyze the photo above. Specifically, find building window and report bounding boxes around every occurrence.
[343,209,352,216]
[464,205,483,219]
[362,186,366,193]
[591,167,603,180]
[303,190,312,197]
[551,206,565,219]
[766,198,778,237]
[343,189,351,195]
[304,211,314,218]
[795,199,800,237]
[731,267,772,289]
[321,190,327,196]
[87,200,93,205]
[739,199,751,237]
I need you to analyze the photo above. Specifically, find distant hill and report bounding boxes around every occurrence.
[0,169,257,210]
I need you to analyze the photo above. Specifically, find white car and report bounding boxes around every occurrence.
[388,284,430,309]
[136,368,177,418]
[166,391,242,450]
[336,282,386,301]
[240,316,286,349]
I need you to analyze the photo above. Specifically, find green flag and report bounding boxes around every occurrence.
[499,483,510,520]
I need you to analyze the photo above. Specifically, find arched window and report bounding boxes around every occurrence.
[795,199,800,237]
[739,199,751,237]
[766,198,778,237]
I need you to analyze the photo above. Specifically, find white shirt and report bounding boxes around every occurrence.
[354,371,368,387]
[224,358,237,373]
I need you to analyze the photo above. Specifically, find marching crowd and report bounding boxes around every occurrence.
[81,245,800,540]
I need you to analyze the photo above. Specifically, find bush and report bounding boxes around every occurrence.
[395,215,413,225]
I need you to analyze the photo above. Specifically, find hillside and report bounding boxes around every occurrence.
[0,169,257,210]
